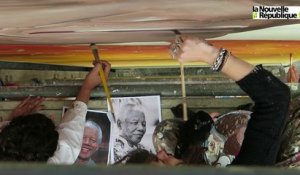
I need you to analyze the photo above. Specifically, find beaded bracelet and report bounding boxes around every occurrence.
[217,50,230,72]
[211,48,229,72]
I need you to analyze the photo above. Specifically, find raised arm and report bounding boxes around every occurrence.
[175,36,290,165]
[76,61,111,103]
[48,61,111,164]
[176,36,254,81]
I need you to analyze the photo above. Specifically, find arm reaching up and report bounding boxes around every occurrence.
[173,36,290,165]
[48,61,111,164]
[76,61,111,103]
[176,36,254,81]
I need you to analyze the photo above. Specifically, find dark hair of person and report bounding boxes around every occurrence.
[171,103,196,120]
[176,111,214,165]
[114,149,158,165]
[0,113,58,162]
[182,146,207,165]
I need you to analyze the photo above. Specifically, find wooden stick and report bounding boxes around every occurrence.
[90,44,115,122]
[180,63,188,121]
[173,31,188,121]
[290,53,293,67]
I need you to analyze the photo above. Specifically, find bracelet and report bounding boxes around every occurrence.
[218,50,230,72]
[211,48,229,72]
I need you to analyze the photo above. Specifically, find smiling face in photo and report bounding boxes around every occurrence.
[79,127,100,160]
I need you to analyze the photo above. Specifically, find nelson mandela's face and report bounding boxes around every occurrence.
[120,110,146,145]
[79,127,100,160]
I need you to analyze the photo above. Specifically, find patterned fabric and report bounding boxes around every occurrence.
[215,110,251,156]
[154,65,290,166]
[204,127,227,166]
[113,136,145,162]
[203,110,251,167]
[152,119,184,156]
[152,111,251,167]
[277,96,300,168]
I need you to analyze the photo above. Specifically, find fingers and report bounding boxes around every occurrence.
[29,97,45,112]
[85,60,111,89]
[22,96,45,113]
[102,61,111,80]
[169,36,218,64]
[17,96,44,110]
[169,42,180,59]
[93,60,110,70]
[92,61,101,70]
[175,35,183,46]
[169,35,199,60]
[8,96,45,121]
[100,60,111,72]
[16,96,31,108]
[92,60,111,80]
[169,37,183,60]
[89,62,101,79]
[288,65,299,83]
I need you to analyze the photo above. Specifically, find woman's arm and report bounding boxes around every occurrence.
[176,36,290,165]
[176,36,254,81]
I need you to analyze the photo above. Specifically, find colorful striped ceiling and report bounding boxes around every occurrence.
[0,40,299,68]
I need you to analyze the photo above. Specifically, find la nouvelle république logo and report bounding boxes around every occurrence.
[253,6,300,19]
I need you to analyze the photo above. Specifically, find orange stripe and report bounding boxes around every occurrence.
[0,41,299,67]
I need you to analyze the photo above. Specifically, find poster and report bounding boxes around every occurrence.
[108,96,161,164]
[63,107,112,165]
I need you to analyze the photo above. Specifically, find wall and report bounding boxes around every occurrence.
[1,62,288,125]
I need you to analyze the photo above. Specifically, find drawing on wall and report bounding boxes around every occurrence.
[63,107,112,165]
[108,96,161,164]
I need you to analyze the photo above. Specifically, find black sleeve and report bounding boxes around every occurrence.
[232,65,291,165]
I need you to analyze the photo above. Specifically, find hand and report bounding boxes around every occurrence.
[76,60,111,104]
[7,96,45,121]
[171,36,254,81]
[83,60,111,90]
[172,36,219,65]
[92,60,111,80]
[287,65,299,83]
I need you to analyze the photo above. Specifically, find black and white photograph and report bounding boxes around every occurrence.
[108,96,161,164]
[63,107,112,165]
